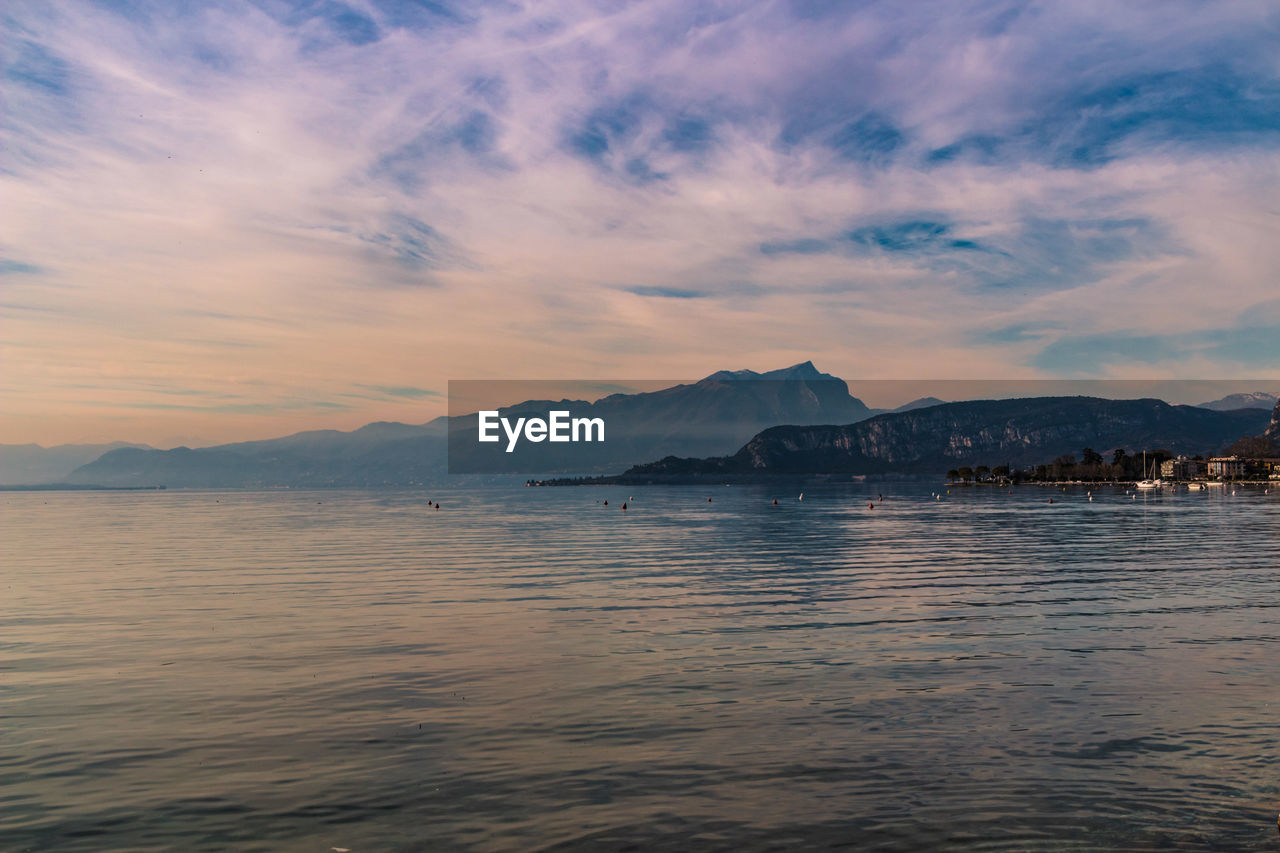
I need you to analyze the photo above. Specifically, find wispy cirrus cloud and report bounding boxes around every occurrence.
[354,383,442,399]
[2,0,1278,442]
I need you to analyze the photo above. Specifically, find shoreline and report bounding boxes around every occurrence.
[948,480,1278,487]
[0,483,168,492]
[534,475,1280,488]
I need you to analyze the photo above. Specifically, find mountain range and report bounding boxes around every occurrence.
[612,397,1272,481]
[0,442,151,485]
[62,362,873,486]
[6,367,1274,488]
[446,362,872,474]
[67,421,450,488]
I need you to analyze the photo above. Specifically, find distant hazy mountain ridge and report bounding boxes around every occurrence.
[39,372,1279,488]
[70,421,450,488]
[0,442,151,485]
[1196,391,1277,411]
[67,363,876,486]
[888,396,948,414]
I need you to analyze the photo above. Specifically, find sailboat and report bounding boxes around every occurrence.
[1135,451,1162,490]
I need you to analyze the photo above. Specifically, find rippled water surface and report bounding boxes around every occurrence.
[4,483,1280,851]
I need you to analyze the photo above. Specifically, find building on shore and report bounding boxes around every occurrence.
[1161,455,1207,480]
[1207,456,1247,478]
[1204,455,1280,479]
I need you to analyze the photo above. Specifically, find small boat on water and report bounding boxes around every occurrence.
[1135,452,1162,489]
[1186,482,1204,491]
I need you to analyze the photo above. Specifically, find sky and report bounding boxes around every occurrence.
[3,0,1279,446]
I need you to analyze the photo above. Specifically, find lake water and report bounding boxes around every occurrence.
[4,483,1279,851]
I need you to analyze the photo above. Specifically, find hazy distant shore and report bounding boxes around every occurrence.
[0,484,166,492]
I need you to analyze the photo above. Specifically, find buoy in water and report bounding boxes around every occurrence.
[622,502,627,510]
[772,499,778,505]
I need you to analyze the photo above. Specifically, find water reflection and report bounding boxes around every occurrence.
[3,483,1278,850]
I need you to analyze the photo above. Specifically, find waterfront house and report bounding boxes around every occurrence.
[1160,456,1207,480]
[1207,456,1247,478]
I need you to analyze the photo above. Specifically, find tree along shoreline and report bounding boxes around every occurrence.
[946,448,1177,485]
[944,443,1278,485]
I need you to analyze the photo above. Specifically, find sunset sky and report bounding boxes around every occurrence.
[3,0,1279,446]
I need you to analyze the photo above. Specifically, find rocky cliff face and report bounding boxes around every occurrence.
[1267,398,1280,443]
[625,396,1271,478]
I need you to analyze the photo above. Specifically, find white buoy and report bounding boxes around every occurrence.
[798,493,803,501]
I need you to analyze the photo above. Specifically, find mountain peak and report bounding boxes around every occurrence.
[702,360,832,383]
[1197,391,1278,412]
[767,360,822,379]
